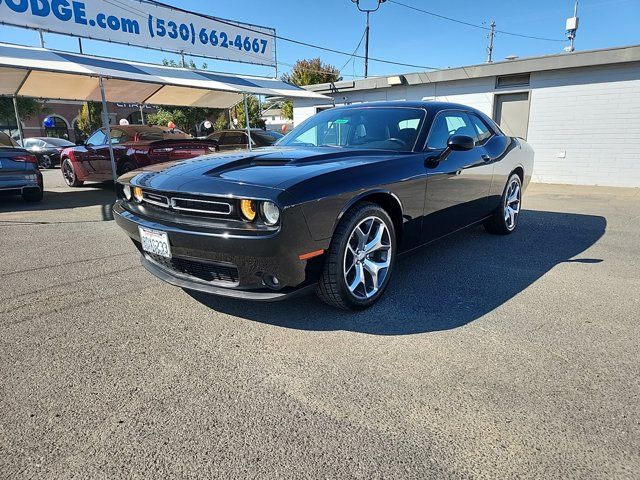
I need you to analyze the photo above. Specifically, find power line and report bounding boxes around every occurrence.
[388,0,568,42]
[339,28,367,73]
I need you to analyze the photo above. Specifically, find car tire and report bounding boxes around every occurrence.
[61,158,84,187]
[118,160,137,176]
[316,202,397,311]
[38,155,52,169]
[484,173,522,235]
[22,189,43,202]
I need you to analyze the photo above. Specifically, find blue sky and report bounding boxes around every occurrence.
[1,0,638,79]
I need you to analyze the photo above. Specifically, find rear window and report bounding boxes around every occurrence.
[252,130,283,144]
[0,132,18,147]
[138,130,191,141]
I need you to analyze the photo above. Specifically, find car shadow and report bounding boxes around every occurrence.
[0,182,115,221]
[186,210,606,335]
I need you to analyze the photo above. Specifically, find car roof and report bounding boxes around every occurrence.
[334,101,478,112]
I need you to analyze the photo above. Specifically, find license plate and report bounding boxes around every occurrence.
[139,226,171,258]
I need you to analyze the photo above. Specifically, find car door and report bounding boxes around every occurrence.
[219,131,248,151]
[94,128,130,175]
[421,110,494,243]
[79,129,107,174]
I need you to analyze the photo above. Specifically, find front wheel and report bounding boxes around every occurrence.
[316,202,396,310]
[61,158,84,187]
[484,173,522,235]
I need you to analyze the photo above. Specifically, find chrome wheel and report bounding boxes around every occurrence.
[343,216,392,299]
[503,177,521,230]
[62,159,74,185]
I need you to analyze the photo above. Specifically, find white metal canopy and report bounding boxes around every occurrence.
[0,42,329,107]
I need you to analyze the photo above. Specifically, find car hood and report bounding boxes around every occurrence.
[121,147,401,193]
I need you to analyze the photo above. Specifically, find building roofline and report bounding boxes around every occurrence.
[306,44,640,94]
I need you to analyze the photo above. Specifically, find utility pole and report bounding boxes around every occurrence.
[350,0,386,78]
[565,1,579,52]
[486,20,496,63]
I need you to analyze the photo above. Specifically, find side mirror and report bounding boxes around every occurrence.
[447,135,475,151]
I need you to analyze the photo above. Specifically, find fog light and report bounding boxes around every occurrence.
[263,274,282,290]
[123,184,132,200]
[240,199,257,221]
[133,186,143,203]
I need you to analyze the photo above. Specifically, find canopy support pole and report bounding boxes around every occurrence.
[243,93,253,151]
[12,97,24,144]
[139,105,145,125]
[98,77,118,185]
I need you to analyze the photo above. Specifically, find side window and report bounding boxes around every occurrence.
[221,132,247,146]
[427,112,476,149]
[23,139,36,148]
[86,130,106,146]
[469,114,493,145]
[109,129,123,144]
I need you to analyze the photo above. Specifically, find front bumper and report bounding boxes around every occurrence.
[113,201,327,300]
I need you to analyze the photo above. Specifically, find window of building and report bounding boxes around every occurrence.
[45,115,70,140]
[496,74,530,89]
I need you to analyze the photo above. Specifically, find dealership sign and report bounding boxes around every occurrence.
[0,0,276,66]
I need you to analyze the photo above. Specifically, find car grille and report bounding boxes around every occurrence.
[146,252,239,286]
[140,190,234,219]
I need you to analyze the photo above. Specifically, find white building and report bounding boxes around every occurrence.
[293,45,640,188]
[261,106,293,133]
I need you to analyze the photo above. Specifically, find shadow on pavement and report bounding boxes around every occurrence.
[187,210,606,335]
[0,182,115,221]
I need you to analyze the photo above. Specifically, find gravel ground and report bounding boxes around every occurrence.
[1,169,638,479]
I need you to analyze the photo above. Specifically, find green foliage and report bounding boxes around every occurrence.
[233,95,265,129]
[75,102,102,139]
[214,111,230,131]
[280,58,341,120]
[0,97,47,122]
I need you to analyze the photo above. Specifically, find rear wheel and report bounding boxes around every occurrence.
[484,173,522,235]
[61,158,84,187]
[316,202,396,310]
[38,155,52,169]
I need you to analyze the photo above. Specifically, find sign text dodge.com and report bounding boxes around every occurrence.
[0,0,276,66]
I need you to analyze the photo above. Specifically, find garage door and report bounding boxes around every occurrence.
[494,92,530,140]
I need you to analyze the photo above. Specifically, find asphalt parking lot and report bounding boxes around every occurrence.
[1,169,639,479]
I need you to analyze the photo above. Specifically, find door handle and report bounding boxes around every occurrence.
[481,154,491,162]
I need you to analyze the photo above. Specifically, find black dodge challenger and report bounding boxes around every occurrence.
[114,102,534,310]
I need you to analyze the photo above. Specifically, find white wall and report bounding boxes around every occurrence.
[292,62,640,187]
[528,63,640,187]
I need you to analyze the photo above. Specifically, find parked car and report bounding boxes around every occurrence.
[60,125,220,187]
[0,132,43,202]
[114,102,534,310]
[207,128,283,151]
[19,137,75,169]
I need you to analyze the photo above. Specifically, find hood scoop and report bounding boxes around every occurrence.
[204,154,291,177]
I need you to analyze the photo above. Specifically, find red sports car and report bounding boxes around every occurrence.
[60,125,219,187]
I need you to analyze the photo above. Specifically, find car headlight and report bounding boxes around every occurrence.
[261,201,280,225]
[123,184,132,200]
[240,199,257,221]
[132,186,143,203]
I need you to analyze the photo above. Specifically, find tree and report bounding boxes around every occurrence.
[75,101,102,140]
[0,97,47,123]
[280,58,341,120]
[232,95,265,129]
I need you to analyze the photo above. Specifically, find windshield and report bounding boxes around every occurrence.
[277,107,426,152]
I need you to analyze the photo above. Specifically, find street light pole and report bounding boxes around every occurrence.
[351,0,386,78]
